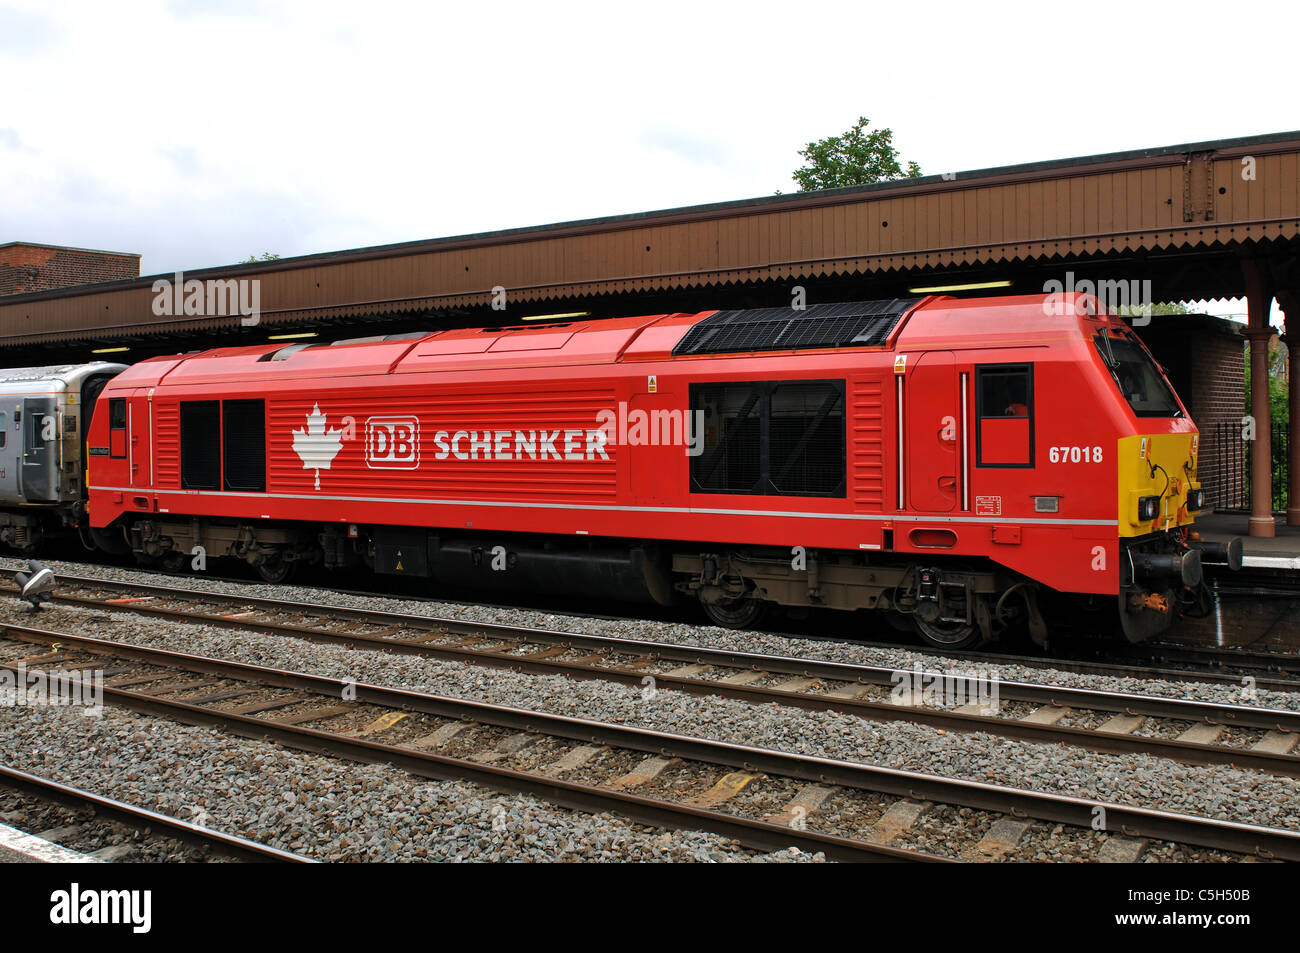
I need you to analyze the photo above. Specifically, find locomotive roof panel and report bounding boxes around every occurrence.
[98,291,1137,393]
[892,294,1106,351]
[380,314,675,374]
[106,315,680,387]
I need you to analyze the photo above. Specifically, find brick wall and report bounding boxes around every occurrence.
[0,242,140,296]
[1134,314,1245,508]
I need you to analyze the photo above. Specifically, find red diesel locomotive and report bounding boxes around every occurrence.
[82,292,1239,647]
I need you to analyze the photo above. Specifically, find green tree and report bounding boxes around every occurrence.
[790,117,922,192]
[243,252,280,263]
[1115,301,1191,319]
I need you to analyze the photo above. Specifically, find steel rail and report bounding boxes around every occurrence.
[0,639,936,864]
[10,569,1300,691]
[0,763,314,863]
[1138,641,1300,676]
[32,574,1300,729]
[3,622,1298,861]
[23,576,1300,776]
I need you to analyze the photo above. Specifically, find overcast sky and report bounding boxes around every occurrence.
[1,0,1296,319]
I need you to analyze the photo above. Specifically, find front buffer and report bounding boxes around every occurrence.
[1114,433,1242,642]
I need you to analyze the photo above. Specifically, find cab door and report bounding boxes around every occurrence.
[628,390,681,505]
[906,352,959,512]
[21,396,58,502]
[0,408,17,503]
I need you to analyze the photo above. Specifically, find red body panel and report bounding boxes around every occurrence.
[86,296,1194,597]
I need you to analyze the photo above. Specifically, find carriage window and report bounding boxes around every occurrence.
[223,399,266,492]
[976,364,1034,467]
[0,412,6,448]
[691,379,845,497]
[24,405,49,452]
[109,397,127,459]
[180,401,221,490]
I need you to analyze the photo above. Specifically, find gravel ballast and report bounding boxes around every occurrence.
[0,685,819,863]
[9,556,1296,712]
[1,559,1297,840]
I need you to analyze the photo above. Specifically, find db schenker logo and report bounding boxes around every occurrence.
[366,416,420,469]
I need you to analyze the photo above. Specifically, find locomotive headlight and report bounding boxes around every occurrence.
[1186,487,1205,512]
[1137,496,1161,522]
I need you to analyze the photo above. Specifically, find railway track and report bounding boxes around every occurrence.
[1132,640,1300,679]
[0,619,1296,862]
[0,762,312,863]
[15,573,1300,780]
[9,558,1300,688]
[807,624,1300,692]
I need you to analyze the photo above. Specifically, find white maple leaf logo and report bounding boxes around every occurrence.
[292,404,343,490]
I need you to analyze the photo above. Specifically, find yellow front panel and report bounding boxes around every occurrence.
[1116,433,1200,536]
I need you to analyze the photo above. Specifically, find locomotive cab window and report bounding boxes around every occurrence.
[691,379,845,497]
[108,397,127,459]
[1093,330,1182,418]
[180,401,221,490]
[976,364,1034,467]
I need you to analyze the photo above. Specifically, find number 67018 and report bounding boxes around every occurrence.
[1049,445,1103,463]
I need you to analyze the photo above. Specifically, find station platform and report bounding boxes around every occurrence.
[1167,512,1300,652]
[0,821,97,863]
[1193,512,1300,571]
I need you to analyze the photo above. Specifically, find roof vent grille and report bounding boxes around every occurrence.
[672,298,920,356]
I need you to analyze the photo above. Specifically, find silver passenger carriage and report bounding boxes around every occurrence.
[0,362,127,551]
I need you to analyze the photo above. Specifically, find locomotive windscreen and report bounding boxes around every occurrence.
[672,298,919,356]
[1093,330,1182,418]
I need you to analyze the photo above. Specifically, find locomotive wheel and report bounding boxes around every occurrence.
[256,557,298,585]
[701,596,766,629]
[1117,588,1176,643]
[913,616,982,650]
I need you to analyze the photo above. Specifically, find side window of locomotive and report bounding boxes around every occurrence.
[180,401,221,490]
[976,364,1034,468]
[108,398,127,459]
[690,380,845,497]
[223,399,266,492]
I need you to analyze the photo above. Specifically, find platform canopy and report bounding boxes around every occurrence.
[2,129,1299,357]
[3,129,1300,537]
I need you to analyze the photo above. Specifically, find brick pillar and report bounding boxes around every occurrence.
[1243,260,1275,537]
[1280,290,1300,526]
